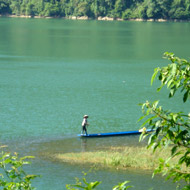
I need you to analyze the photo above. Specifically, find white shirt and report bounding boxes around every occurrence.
[82,118,87,126]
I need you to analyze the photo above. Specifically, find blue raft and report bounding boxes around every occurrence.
[78,129,153,138]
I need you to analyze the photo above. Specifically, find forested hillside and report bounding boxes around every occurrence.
[0,0,190,20]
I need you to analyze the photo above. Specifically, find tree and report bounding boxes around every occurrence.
[42,1,60,16]
[133,3,147,19]
[0,0,11,14]
[139,52,190,189]
[169,0,190,19]
[172,7,190,19]
[1,0,190,19]
[74,1,90,16]
[157,0,173,19]
[144,0,162,19]
[0,149,38,189]
[26,3,35,16]
[114,0,125,18]
[31,0,44,16]
[9,0,21,15]
[90,0,99,18]
[122,8,132,19]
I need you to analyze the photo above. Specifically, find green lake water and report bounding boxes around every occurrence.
[0,17,190,189]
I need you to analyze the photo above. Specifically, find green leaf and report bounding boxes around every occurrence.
[155,126,161,136]
[171,63,177,75]
[113,181,133,190]
[172,113,178,122]
[167,78,174,88]
[147,134,157,147]
[171,146,178,156]
[137,114,148,122]
[151,68,160,85]
[153,100,159,108]
[167,130,174,140]
[90,181,101,188]
[141,115,157,127]
[72,184,86,189]
[25,175,39,180]
[157,83,165,92]
[183,90,189,102]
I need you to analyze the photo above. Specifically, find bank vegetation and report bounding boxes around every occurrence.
[0,0,190,21]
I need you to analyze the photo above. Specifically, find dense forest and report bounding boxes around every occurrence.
[0,0,190,20]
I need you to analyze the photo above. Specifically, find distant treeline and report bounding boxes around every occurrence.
[0,0,190,20]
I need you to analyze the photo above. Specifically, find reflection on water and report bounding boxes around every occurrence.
[81,138,87,152]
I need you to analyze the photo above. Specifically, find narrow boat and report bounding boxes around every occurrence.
[78,129,153,138]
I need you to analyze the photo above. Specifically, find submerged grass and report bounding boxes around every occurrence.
[51,146,174,171]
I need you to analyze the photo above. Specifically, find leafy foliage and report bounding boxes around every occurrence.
[66,172,133,190]
[0,149,38,190]
[0,0,190,20]
[139,52,190,189]
[66,172,101,190]
[0,0,11,14]
[113,181,133,190]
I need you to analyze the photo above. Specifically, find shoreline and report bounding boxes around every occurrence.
[1,14,190,22]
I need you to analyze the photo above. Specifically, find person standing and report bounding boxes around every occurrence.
[81,115,89,135]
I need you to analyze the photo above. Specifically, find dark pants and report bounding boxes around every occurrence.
[82,125,88,135]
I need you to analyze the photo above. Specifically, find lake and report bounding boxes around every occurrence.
[0,17,190,189]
